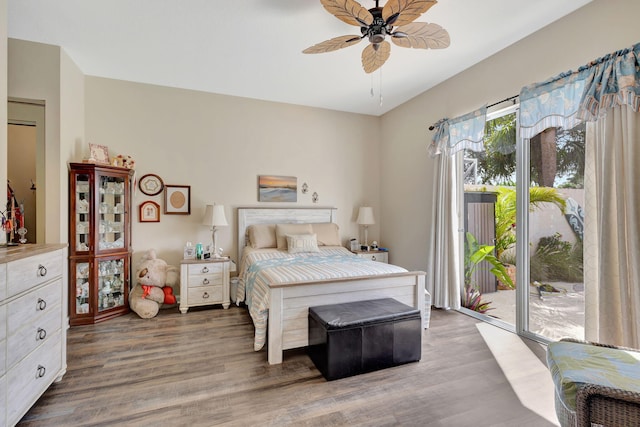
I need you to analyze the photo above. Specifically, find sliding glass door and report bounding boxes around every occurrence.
[521,122,585,342]
[462,105,585,342]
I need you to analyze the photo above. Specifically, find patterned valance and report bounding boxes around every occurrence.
[520,42,640,139]
[429,106,487,157]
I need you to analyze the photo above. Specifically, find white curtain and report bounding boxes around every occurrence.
[520,41,640,347]
[427,108,486,310]
[584,105,640,348]
[426,151,462,309]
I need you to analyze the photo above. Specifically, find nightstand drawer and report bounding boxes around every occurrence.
[356,252,388,263]
[187,286,223,305]
[187,273,222,288]
[187,263,223,275]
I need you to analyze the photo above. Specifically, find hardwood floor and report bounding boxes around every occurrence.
[18,306,557,427]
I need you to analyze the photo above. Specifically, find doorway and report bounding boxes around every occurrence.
[8,99,45,243]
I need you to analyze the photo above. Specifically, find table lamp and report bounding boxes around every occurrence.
[357,206,375,247]
[202,203,228,258]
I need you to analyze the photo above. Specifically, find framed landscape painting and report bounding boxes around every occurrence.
[258,175,297,202]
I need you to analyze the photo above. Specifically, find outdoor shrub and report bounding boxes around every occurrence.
[530,233,583,282]
[461,286,493,313]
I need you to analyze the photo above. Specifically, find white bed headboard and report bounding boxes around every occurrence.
[237,207,338,261]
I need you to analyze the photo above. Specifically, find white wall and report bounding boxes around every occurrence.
[380,0,640,271]
[7,39,86,244]
[85,77,381,266]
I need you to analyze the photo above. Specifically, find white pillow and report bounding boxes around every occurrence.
[275,223,313,249]
[286,234,320,254]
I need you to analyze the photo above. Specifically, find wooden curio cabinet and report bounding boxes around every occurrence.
[68,162,134,325]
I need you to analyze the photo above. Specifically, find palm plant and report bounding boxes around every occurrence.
[494,186,566,262]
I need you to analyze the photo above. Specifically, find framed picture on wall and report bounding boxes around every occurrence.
[139,173,164,196]
[139,201,160,222]
[258,175,297,202]
[164,185,191,214]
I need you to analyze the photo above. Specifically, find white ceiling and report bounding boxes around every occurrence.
[8,0,593,116]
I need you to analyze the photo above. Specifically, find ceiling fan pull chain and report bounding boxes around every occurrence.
[370,73,374,98]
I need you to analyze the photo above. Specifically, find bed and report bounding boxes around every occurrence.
[236,207,426,365]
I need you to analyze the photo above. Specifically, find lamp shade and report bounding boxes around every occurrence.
[357,206,375,225]
[202,204,228,227]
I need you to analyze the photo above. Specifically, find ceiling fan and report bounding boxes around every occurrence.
[303,0,450,74]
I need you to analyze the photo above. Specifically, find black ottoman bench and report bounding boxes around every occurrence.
[308,298,422,381]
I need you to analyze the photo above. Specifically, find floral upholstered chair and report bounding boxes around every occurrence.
[546,338,640,427]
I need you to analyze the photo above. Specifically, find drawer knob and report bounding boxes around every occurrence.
[372,256,377,261]
[37,328,47,341]
[201,267,209,273]
[202,292,210,299]
[202,278,210,285]
[36,365,46,379]
[37,298,47,311]
[38,264,48,277]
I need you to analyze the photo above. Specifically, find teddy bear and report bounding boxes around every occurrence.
[129,249,178,319]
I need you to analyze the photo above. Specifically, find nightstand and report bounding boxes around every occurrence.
[352,249,389,263]
[179,258,230,313]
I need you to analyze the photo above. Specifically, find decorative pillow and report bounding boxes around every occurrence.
[248,224,277,249]
[287,234,320,254]
[275,223,313,249]
[311,223,341,246]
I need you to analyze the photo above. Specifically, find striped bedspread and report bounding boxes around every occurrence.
[237,246,407,351]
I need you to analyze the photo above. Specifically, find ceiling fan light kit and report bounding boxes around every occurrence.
[303,0,450,74]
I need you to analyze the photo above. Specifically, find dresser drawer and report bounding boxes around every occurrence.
[8,279,62,336]
[7,302,62,368]
[7,330,62,426]
[7,249,63,297]
[0,263,6,301]
[187,285,223,305]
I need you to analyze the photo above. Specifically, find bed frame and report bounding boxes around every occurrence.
[237,207,426,365]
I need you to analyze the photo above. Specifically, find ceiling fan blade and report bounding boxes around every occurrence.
[320,0,373,27]
[382,0,437,27]
[392,22,450,49]
[303,35,363,54]
[361,41,391,74]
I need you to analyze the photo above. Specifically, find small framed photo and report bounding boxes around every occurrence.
[88,143,110,165]
[139,201,160,222]
[164,185,191,215]
[139,173,164,196]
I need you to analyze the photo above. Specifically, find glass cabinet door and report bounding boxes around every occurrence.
[98,257,127,311]
[75,173,91,253]
[74,261,91,315]
[97,174,126,252]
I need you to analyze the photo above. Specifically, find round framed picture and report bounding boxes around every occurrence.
[139,174,164,196]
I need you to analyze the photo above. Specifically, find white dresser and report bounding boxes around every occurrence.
[179,258,231,313]
[0,244,67,427]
